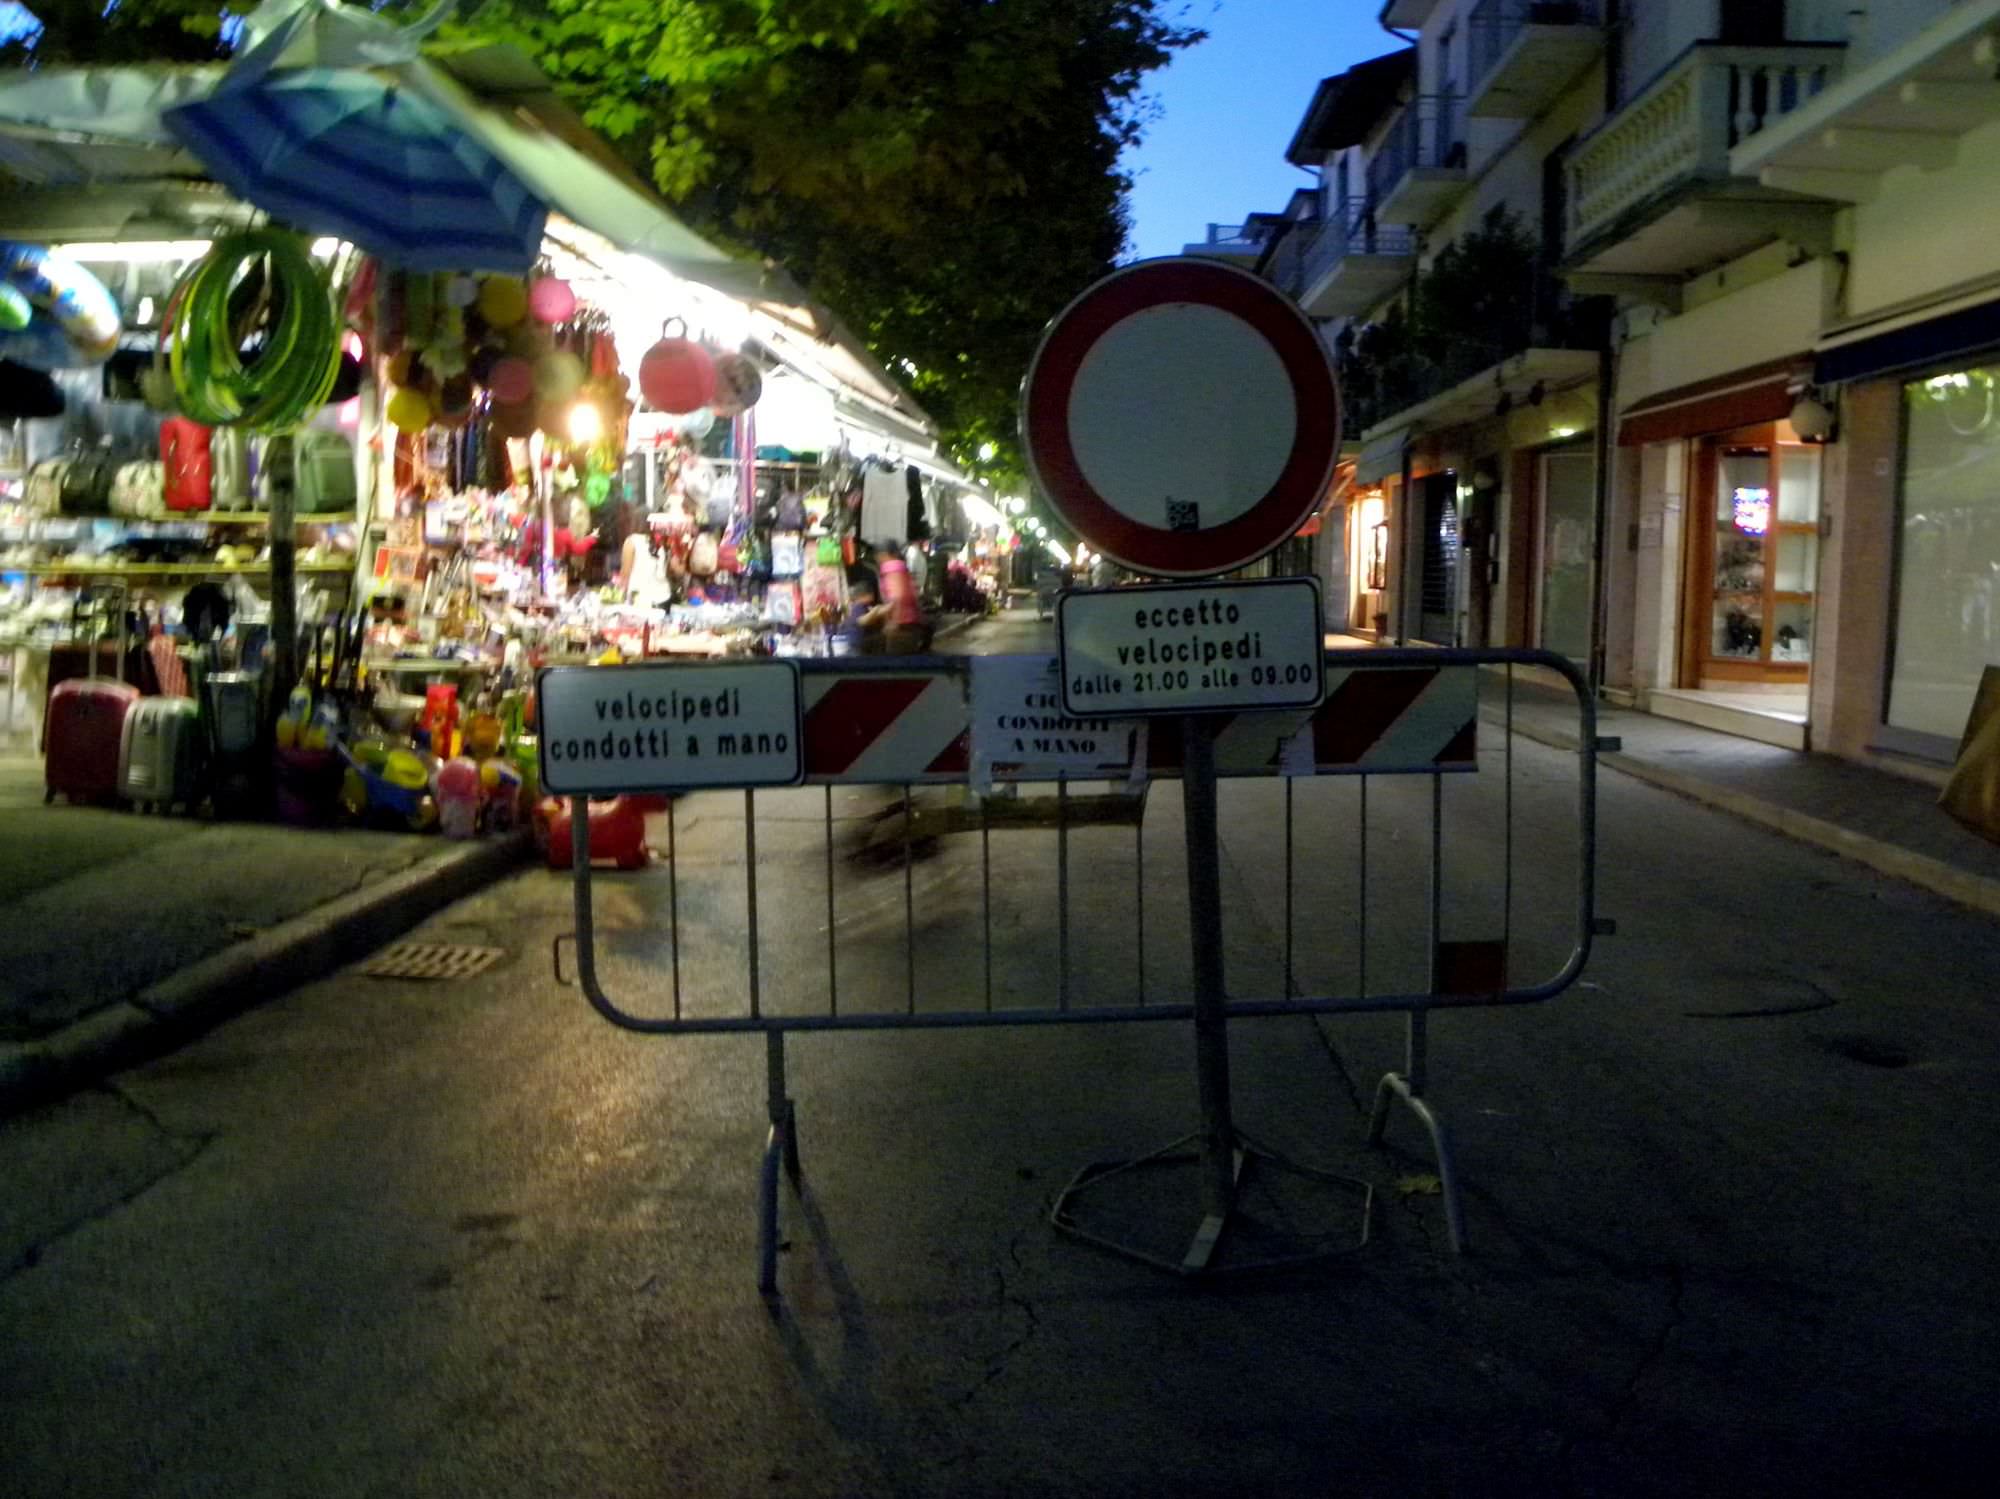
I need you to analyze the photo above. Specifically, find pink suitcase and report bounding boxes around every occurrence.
[45,677,140,805]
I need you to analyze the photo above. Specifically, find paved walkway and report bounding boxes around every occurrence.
[1487,665,2000,920]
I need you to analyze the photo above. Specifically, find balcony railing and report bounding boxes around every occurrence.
[1566,42,1843,257]
[1337,261,1607,435]
[1467,0,1604,118]
[1303,199,1417,286]
[1263,218,1314,297]
[1469,0,1602,86]
[1368,94,1467,224]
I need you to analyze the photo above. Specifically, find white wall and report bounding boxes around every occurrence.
[1788,0,1954,57]
[1622,0,1716,103]
[1844,115,2000,319]
[1617,255,1833,407]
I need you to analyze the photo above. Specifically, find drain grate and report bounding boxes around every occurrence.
[361,942,506,981]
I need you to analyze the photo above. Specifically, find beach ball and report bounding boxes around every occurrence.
[489,356,534,404]
[528,277,576,325]
[638,321,715,414]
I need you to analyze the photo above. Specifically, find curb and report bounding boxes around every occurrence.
[0,830,530,1118]
[1500,713,2000,922]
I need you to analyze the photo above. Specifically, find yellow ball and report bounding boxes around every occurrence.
[386,385,432,433]
[477,276,529,329]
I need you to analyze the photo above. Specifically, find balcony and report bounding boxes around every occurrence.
[1730,0,2000,205]
[1564,42,1845,282]
[1368,94,1468,228]
[1466,0,1605,121]
[1180,221,1268,265]
[1297,199,1418,318]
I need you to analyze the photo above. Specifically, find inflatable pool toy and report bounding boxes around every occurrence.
[0,242,122,369]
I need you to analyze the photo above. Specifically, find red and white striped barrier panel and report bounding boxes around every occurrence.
[801,669,971,784]
[1145,663,1477,776]
[795,659,1474,785]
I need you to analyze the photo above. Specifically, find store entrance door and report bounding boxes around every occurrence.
[1417,470,1460,645]
[1536,448,1595,661]
[1656,426,1819,749]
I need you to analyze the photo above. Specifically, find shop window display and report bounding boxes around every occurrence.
[1888,365,2000,740]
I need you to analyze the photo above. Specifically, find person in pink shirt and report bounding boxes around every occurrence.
[872,542,931,654]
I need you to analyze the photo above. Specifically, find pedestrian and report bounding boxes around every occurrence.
[874,540,931,654]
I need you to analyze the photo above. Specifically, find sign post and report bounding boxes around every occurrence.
[1025,257,1361,1274]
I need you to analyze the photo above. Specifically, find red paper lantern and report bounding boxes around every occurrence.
[638,319,716,414]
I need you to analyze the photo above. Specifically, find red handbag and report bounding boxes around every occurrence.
[159,416,213,511]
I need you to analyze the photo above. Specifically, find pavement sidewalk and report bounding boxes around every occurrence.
[0,754,527,1114]
[1489,666,2000,920]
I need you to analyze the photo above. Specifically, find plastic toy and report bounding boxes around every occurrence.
[1,241,122,369]
[338,740,439,831]
[435,756,481,839]
[538,793,668,871]
[478,757,523,832]
[419,682,460,758]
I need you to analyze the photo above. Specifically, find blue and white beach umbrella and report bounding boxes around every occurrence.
[163,67,548,272]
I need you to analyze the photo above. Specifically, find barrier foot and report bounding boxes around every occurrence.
[1050,1129,1372,1278]
[1367,1072,1466,1255]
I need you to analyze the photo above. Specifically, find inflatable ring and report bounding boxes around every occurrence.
[0,242,122,369]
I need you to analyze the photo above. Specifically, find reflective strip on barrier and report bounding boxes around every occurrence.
[801,670,971,785]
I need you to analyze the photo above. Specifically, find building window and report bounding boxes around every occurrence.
[1888,366,2000,739]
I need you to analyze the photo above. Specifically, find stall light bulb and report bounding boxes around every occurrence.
[978,442,997,463]
[311,237,342,260]
[1006,497,1027,515]
[338,397,362,430]
[568,402,604,443]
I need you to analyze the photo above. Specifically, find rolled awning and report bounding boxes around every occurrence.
[1816,292,2000,387]
[1617,359,1804,446]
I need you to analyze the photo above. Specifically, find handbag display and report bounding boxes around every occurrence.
[294,429,357,514]
[59,448,118,515]
[110,460,167,519]
[23,458,71,517]
[771,530,804,577]
[210,426,251,511]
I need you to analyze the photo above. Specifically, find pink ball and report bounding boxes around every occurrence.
[528,277,577,325]
[489,356,534,404]
[639,335,716,414]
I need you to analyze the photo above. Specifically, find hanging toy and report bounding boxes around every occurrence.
[639,319,716,414]
[534,349,584,403]
[528,276,576,325]
[477,275,528,329]
[1,241,123,369]
[0,281,32,331]
[445,275,480,309]
[386,384,433,433]
[489,356,534,404]
[709,351,763,418]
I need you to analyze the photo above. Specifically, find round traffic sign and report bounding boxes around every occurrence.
[1021,256,1341,578]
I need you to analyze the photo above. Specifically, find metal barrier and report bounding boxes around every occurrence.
[556,647,1610,1288]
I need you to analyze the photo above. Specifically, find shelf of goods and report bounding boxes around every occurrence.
[14,562,356,578]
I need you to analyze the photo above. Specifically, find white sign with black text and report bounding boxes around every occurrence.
[969,655,1143,790]
[537,662,804,794]
[1058,577,1326,718]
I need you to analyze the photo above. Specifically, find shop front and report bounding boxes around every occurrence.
[1615,358,1819,750]
[2,32,961,838]
[1814,295,2000,770]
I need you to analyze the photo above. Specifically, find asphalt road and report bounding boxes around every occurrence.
[5,702,2000,1497]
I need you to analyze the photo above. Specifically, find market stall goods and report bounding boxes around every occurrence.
[0,242,122,370]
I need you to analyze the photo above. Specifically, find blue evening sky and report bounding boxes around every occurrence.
[1123,0,1401,260]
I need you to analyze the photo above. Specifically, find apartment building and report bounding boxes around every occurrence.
[1241,0,2000,782]
[1267,2,1613,653]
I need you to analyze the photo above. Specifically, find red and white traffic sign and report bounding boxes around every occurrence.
[1021,256,1341,578]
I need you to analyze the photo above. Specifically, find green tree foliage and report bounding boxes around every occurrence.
[448,0,1202,484]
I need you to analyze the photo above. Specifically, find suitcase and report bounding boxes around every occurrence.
[205,670,261,757]
[159,417,213,512]
[210,426,251,511]
[294,429,357,514]
[45,676,140,805]
[118,696,205,813]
